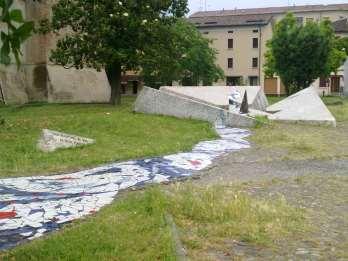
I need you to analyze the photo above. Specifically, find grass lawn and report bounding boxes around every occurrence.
[1,94,347,260]
[1,184,307,260]
[251,95,348,160]
[266,95,286,105]
[0,97,217,178]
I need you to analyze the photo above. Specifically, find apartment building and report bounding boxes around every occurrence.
[189,4,348,95]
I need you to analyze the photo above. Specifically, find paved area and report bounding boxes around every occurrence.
[0,127,250,250]
[267,87,336,126]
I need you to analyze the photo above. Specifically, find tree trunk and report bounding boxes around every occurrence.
[105,62,122,106]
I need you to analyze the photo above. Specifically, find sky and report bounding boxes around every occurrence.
[188,0,348,14]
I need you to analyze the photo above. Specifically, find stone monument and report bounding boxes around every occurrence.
[240,91,249,114]
[37,129,95,152]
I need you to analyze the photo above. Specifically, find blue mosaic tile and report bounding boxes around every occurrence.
[0,127,250,250]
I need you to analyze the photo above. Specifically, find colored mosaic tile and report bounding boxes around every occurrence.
[0,127,250,250]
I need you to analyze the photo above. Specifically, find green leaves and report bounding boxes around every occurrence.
[9,9,23,22]
[49,0,188,72]
[0,0,34,67]
[141,19,224,87]
[0,33,11,65]
[15,21,34,41]
[265,13,336,95]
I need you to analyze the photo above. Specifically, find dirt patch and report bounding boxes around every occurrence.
[192,148,348,260]
[197,146,348,185]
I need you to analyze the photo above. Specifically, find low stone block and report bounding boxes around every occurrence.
[38,129,95,152]
[134,87,255,128]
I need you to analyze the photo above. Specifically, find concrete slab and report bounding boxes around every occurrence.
[134,87,255,128]
[160,86,268,111]
[267,87,336,127]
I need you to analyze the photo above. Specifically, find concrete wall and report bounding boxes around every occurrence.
[0,0,111,104]
[0,65,28,104]
[134,87,255,128]
[47,66,110,103]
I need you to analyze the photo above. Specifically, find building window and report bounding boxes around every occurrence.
[252,57,258,68]
[228,30,234,34]
[296,17,303,25]
[228,39,233,49]
[132,81,138,95]
[253,29,259,33]
[203,31,209,34]
[249,76,259,86]
[319,77,328,87]
[228,58,233,68]
[323,17,330,21]
[252,38,258,48]
[121,83,127,94]
[306,17,314,23]
[227,76,242,86]
[204,21,217,25]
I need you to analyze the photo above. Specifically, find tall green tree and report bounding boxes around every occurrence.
[141,19,224,88]
[264,13,335,95]
[327,36,348,75]
[0,0,34,66]
[48,0,188,105]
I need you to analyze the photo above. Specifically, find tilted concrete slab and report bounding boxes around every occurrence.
[160,86,268,111]
[267,87,336,127]
[134,87,255,128]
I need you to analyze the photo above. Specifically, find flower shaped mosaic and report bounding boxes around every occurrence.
[0,127,250,250]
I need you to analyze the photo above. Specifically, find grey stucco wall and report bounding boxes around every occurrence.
[0,65,28,104]
[47,66,110,104]
[0,65,111,104]
[0,0,111,105]
[134,87,255,128]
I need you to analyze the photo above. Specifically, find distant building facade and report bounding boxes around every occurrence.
[189,4,348,95]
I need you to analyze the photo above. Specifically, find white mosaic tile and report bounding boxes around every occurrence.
[0,127,250,250]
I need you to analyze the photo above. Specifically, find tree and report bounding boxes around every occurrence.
[333,36,348,55]
[48,0,188,105]
[326,36,348,75]
[264,13,335,95]
[0,0,34,66]
[141,19,224,88]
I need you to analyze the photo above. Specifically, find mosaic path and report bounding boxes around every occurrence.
[0,127,250,250]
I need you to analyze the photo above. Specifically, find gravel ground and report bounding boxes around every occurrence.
[194,147,348,260]
[197,147,348,185]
